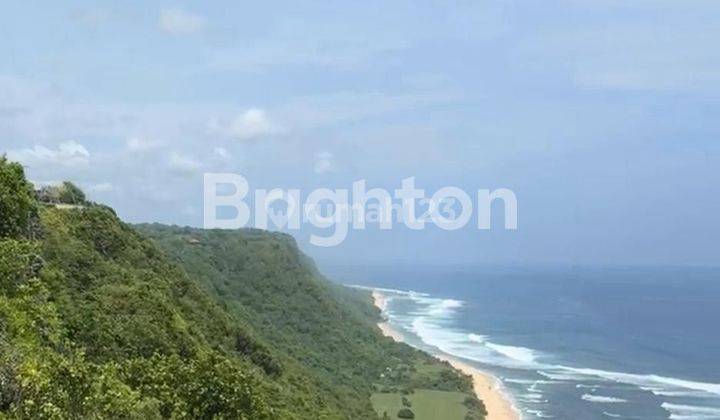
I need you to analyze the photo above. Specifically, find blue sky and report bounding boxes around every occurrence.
[1,1,719,266]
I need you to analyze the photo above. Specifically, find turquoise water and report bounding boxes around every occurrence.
[325,265,720,419]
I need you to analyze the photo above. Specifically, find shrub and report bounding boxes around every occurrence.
[397,407,415,419]
[0,240,42,294]
[119,352,271,419]
[38,181,86,205]
[0,157,37,239]
[57,181,86,204]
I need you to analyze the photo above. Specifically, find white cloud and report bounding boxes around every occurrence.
[168,152,202,175]
[86,182,114,193]
[126,136,163,152]
[213,147,230,159]
[8,140,90,167]
[313,151,336,174]
[210,108,278,141]
[158,8,206,36]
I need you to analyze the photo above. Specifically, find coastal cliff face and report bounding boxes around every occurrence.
[0,156,481,419]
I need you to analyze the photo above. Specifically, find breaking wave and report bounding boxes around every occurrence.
[581,394,627,403]
[369,286,720,420]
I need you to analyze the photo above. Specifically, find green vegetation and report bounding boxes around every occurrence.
[137,225,485,419]
[136,224,481,419]
[36,181,87,206]
[369,359,486,419]
[0,156,484,419]
[397,407,415,419]
[372,390,475,420]
[0,156,38,239]
[0,158,277,418]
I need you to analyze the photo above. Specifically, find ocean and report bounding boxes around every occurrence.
[323,265,720,420]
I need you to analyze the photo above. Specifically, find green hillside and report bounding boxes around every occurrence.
[0,157,280,418]
[136,224,485,419]
[0,156,484,419]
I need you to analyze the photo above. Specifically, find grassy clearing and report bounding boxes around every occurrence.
[371,389,472,419]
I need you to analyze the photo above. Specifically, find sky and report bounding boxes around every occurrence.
[1,1,719,266]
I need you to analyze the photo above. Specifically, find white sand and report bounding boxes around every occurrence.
[435,354,520,420]
[371,290,519,420]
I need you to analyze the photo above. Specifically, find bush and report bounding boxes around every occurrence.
[119,352,271,419]
[0,157,37,239]
[58,181,86,204]
[38,181,86,205]
[0,240,42,294]
[235,332,283,376]
[463,395,481,409]
[397,407,415,419]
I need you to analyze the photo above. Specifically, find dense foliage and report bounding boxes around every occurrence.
[137,224,479,418]
[0,156,480,419]
[37,182,86,205]
[0,159,276,419]
[0,157,37,239]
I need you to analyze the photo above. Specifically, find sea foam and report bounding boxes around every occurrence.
[369,286,720,419]
[486,342,538,364]
[662,403,720,420]
[581,394,627,403]
[561,366,720,397]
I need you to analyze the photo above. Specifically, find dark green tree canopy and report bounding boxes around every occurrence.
[0,156,481,419]
[37,181,86,205]
[0,156,37,239]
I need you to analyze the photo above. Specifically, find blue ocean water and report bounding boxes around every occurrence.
[323,265,720,420]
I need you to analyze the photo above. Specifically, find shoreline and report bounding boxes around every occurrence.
[371,290,520,420]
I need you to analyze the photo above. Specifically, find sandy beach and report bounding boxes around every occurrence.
[371,290,519,420]
[372,291,407,342]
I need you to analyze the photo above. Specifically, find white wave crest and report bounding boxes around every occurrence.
[504,378,532,384]
[486,342,537,364]
[538,370,595,381]
[367,285,720,418]
[562,366,720,397]
[526,409,554,418]
[506,378,548,385]
[347,285,430,298]
[427,299,463,316]
[662,403,720,420]
[581,394,627,403]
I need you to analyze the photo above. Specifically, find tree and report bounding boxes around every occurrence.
[0,240,42,294]
[397,407,415,419]
[0,156,37,239]
[58,181,86,204]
